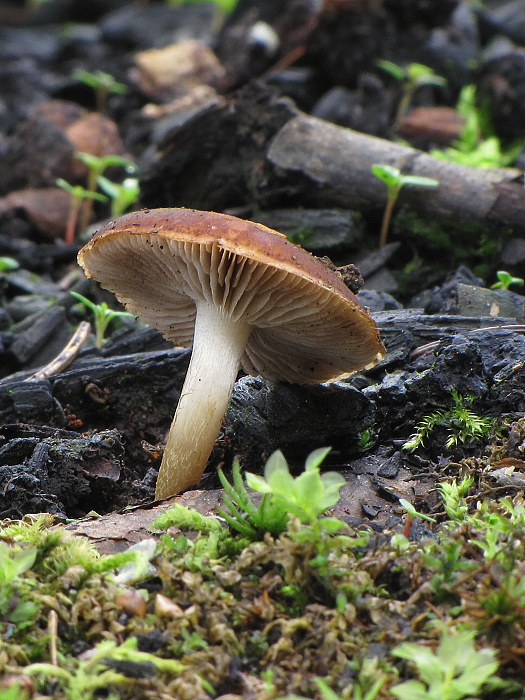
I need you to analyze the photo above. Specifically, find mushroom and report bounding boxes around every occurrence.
[78,208,385,499]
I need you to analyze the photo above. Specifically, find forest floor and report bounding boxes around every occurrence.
[1,0,525,698]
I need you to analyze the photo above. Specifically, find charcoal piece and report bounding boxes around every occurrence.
[225,376,375,468]
[404,334,488,402]
[373,309,517,346]
[357,290,402,313]
[465,328,525,374]
[377,451,402,478]
[1,268,62,297]
[0,428,125,519]
[0,107,74,192]
[7,296,55,322]
[0,437,38,465]
[51,348,190,450]
[139,82,296,211]
[0,379,65,425]
[311,75,391,138]
[355,242,400,279]
[423,265,483,313]
[0,309,10,332]
[97,325,172,357]
[252,208,364,252]
[8,305,70,367]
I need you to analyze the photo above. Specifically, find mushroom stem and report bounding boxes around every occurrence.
[155,300,252,499]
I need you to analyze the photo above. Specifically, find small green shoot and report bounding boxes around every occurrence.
[371,164,439,247]
[377,60,446,123]
[491,270,524,291]
[217,458,290,537]
[70,291,135,348]
[403,389,491,452]
[218,448,345,540]
[0,541,37,585]
[246,447,345,525]
[75,152,136,229]
[391,630,498,700]
[56,178,107,244]
[399,498,436,538]
[73,69,127,113]
[399,499,437,525]
[0,256,19,272]
[438,477,473,522]
[97,175,140,217]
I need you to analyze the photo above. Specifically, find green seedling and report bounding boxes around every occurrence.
[217,458,290,538]
[0,256,19,272]
[56,178,107,244]
[431,84,525,168]
[217,447,345,539]
[491,269,524,291]
[75,152,137,230]
[246,447,345,527]
[403,389,492,452]
[73,69,127,113]
[399,498,437,537]
[399,499,437,525]
[371,164,439,247]
[391,630,498,700]
[70,291,135,348]
[377,60,446,123]
[97,175,140,217]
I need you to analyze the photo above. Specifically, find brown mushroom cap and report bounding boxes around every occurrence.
[78,207,384,383]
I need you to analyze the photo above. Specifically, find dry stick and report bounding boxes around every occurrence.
[265,114,525,233]
[24,321,91,382]
[48,609,59,666]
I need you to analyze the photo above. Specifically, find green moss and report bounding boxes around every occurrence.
[4,433,525,699]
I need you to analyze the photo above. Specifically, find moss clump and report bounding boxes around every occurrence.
[2,443,525,699]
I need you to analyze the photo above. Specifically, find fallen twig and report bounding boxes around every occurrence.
[24,321,91,382]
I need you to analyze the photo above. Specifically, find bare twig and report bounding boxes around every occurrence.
[48,609,59,666]
[24,321,91,382]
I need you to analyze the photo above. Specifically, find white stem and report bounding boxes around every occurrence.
[155,301,251,499]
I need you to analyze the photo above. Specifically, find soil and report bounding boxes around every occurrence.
[1,0,525,521]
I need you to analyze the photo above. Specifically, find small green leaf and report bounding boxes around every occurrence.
[0,256,19,272]
[305,446,332,471]
[376,59,406,81]
[400,175,439,188]
[371,163,401,187]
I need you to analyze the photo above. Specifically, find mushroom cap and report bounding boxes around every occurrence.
[78,208,384,383]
